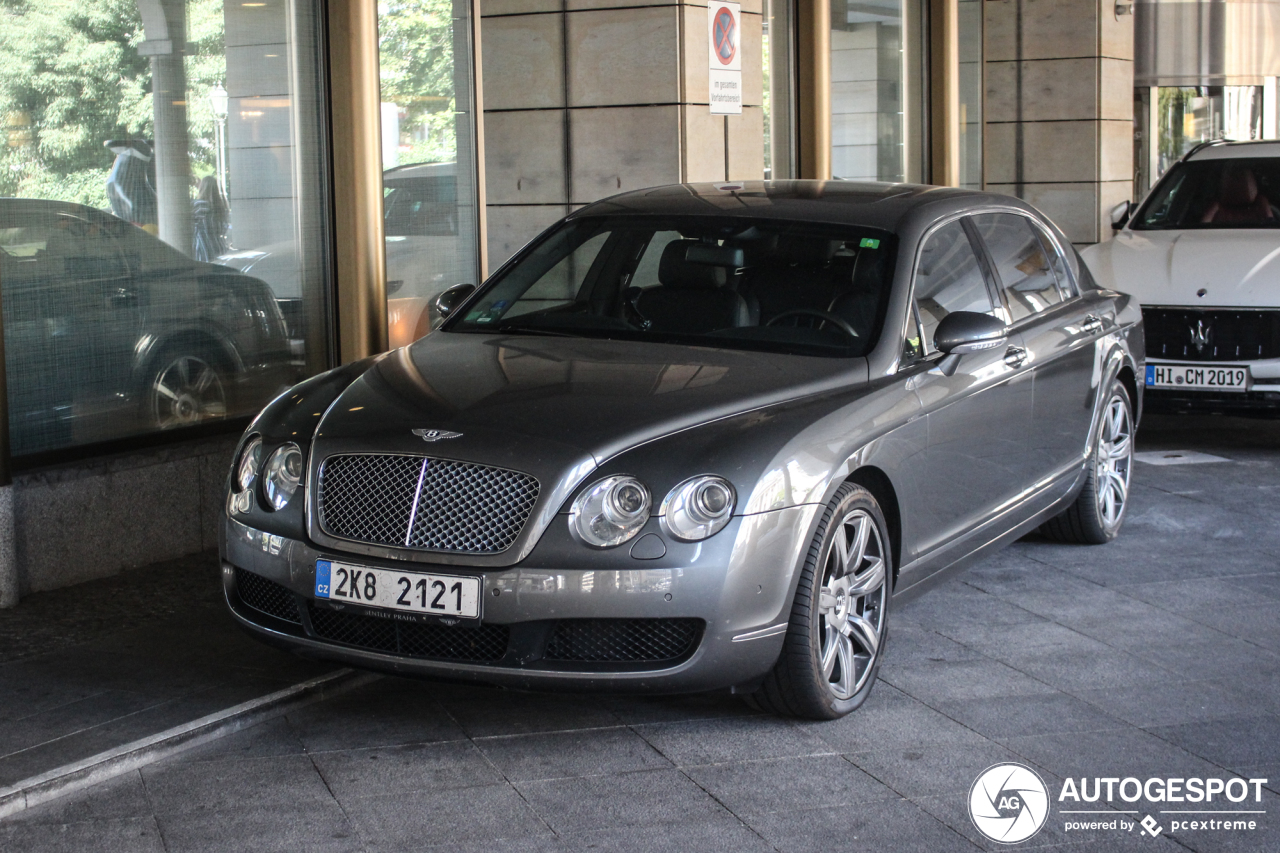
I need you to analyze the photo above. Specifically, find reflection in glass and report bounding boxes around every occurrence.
[829,0,904,182]
[957,0,982,189]
[1155,86,1263,178]
[0,0,332,457]
[377,0,481,348]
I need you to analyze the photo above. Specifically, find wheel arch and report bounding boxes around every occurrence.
[845,465,902,590]
[136,328,246,383]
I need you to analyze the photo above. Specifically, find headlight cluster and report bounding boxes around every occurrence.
[231,435,304,512]
[569,474,735,548]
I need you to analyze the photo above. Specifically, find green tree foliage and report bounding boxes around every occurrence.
[378,0,460,166]
[0,0,225,209]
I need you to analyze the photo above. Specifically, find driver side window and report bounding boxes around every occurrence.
[911,220,996,354]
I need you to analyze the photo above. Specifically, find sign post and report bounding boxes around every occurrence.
[708,1,742,115]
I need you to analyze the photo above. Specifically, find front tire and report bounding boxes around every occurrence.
[1040,379,1134,544]
[748,482,891,720]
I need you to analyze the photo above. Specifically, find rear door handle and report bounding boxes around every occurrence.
[1082,314,1104,334]
[1004,346,1029,368]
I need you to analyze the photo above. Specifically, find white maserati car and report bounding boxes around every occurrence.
[1083,140,1280,412]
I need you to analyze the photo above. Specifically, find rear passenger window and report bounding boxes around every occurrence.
[912,220,997,354]
[972,213,1065,322]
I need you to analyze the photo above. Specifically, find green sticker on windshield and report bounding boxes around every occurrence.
[860,238,880,249]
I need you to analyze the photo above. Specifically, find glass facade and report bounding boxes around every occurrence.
[830,0,905,182]
[377,0,481,347]
[957,0,982,189]
[0,0,332,459]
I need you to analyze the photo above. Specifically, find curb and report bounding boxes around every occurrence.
[0,668,379,821]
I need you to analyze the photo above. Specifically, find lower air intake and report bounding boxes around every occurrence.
[235,568,302,624]
[306,604,509,662]
[544,618,704,663]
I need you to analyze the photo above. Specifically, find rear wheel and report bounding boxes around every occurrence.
[1040,379,1133,544]
[748,482,891,719]
[145,348,228,429]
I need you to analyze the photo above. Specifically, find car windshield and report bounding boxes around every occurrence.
[1134,156,1280,229]
[447,216,897,358]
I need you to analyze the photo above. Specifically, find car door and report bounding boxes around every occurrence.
[906,217,1034,557]
[970,212,1101,483]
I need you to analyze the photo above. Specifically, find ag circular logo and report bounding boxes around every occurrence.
[969,763,1050,844]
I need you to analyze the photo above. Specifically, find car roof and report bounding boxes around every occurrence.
[383,162,455,180]
[1186,140,1280,161]
[0,197,111,219]
[569,181,1039,231]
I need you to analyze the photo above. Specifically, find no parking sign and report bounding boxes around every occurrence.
[708,1,742,115]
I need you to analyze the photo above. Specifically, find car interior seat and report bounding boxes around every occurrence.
[740,235,839,323]
[634,239,751,334]
[1201,166,1275,225]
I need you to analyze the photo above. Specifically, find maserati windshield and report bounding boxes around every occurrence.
[1134,157,1280,229]
[447,216,897,358]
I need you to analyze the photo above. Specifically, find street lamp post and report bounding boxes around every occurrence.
[209,83,229,195]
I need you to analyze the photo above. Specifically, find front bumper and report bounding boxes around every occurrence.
[220,508,816,693]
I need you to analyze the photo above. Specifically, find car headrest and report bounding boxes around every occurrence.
[659,239,728,289]
[776,235,838,266]
[1220,166,1260,207]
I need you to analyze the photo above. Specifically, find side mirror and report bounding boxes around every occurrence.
[433,282,476,320]
[932,311,1008,376]
[1109,200,1132,230]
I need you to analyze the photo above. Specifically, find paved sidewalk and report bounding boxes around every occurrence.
[1,415,1278,852]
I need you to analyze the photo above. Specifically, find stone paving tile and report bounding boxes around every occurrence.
[180,714,307,763]
[632,715,833,767]
[155,803,361,853]
[475,726,671,782]
[562,813,774,853]
[595,691,759,726]
[1147,714,1280,768]
[140,753,337,816]
[513,768,728,833]
[745,796,978,852]
[801,682,991,754]
[341,783,552,851]
[312,740,504,799]
[1181,604,1280,652]
[999,729,1223,780]
[0,815,167,853]
[288,680,464,752]
[439,693,622,739]
[682,754,898,817]
[846,740,1031,800]
[930,692,1128,741]
[880,657,1059,703]
[1072,679,1263,729]
[3,768,151,826]
[1111,577,1274,612]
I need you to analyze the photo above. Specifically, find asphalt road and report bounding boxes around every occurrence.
[2,414,1278,852]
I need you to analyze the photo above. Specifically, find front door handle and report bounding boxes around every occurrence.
[1004,345,1029,368]
[1082,314,1104,334]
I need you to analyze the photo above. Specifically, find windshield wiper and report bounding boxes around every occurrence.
[488,323,580,338]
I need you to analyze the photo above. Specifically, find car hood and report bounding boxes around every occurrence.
[1084,229,1280,308]
[314,332,868,470]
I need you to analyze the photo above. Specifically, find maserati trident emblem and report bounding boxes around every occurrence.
[1189,319,1213,354]
[412,428,463,442]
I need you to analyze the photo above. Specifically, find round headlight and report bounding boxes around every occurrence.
[661,476,736,541]
[262,443,304,511]
[235,436,263,493]
[570,476,651,548]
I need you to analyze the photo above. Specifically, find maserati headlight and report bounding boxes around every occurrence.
[262,443,304,511]
[661,476,735,541]
[235,436,263,493]
[570,475,651,547]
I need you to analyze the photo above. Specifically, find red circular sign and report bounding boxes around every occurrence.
[713,7,736,66]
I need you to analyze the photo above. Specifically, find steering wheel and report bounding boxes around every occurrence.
[766,309,860,341]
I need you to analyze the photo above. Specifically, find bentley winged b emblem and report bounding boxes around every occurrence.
[412,428,463,442]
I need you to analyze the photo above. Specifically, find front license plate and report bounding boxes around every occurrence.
[315,560,481,620]
[1146,363,1250,392]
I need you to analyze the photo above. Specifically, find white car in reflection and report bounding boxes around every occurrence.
[1083,140,1280,412]
[218,162,477,348]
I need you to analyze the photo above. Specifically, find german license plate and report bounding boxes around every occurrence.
[1146,363,1250,392]
[314,560,481,620]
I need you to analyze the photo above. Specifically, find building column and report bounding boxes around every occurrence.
[984,0,1134,244]
[480,0,767,268]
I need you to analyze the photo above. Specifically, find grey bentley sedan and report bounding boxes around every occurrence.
[221,182,1143,719]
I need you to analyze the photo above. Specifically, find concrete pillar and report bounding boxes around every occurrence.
[139,0,194,254]
[481,0,767,268]
[984,0,1134,244]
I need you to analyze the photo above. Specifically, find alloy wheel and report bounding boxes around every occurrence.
[1095,393,1133,530]
[817,508,888,700]
[151,355,227,428]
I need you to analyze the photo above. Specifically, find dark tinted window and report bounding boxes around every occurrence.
[972,213,1065,322]
[911,220,995,354]
[1134,157,1280,229]
[449,216,897,358]
[384,176,459,237]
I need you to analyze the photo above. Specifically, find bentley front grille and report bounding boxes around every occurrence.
[305,603,510,662]
[1143,307,1280,362]
[235,568,302,624]
[317,454,540,554]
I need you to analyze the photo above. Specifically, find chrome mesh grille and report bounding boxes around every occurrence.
[544,619,704,663]
[317,453,539,553]
[235,568,302,624]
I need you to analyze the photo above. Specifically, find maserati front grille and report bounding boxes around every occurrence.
[317,453,540,553]
[1143,307,1280,362]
